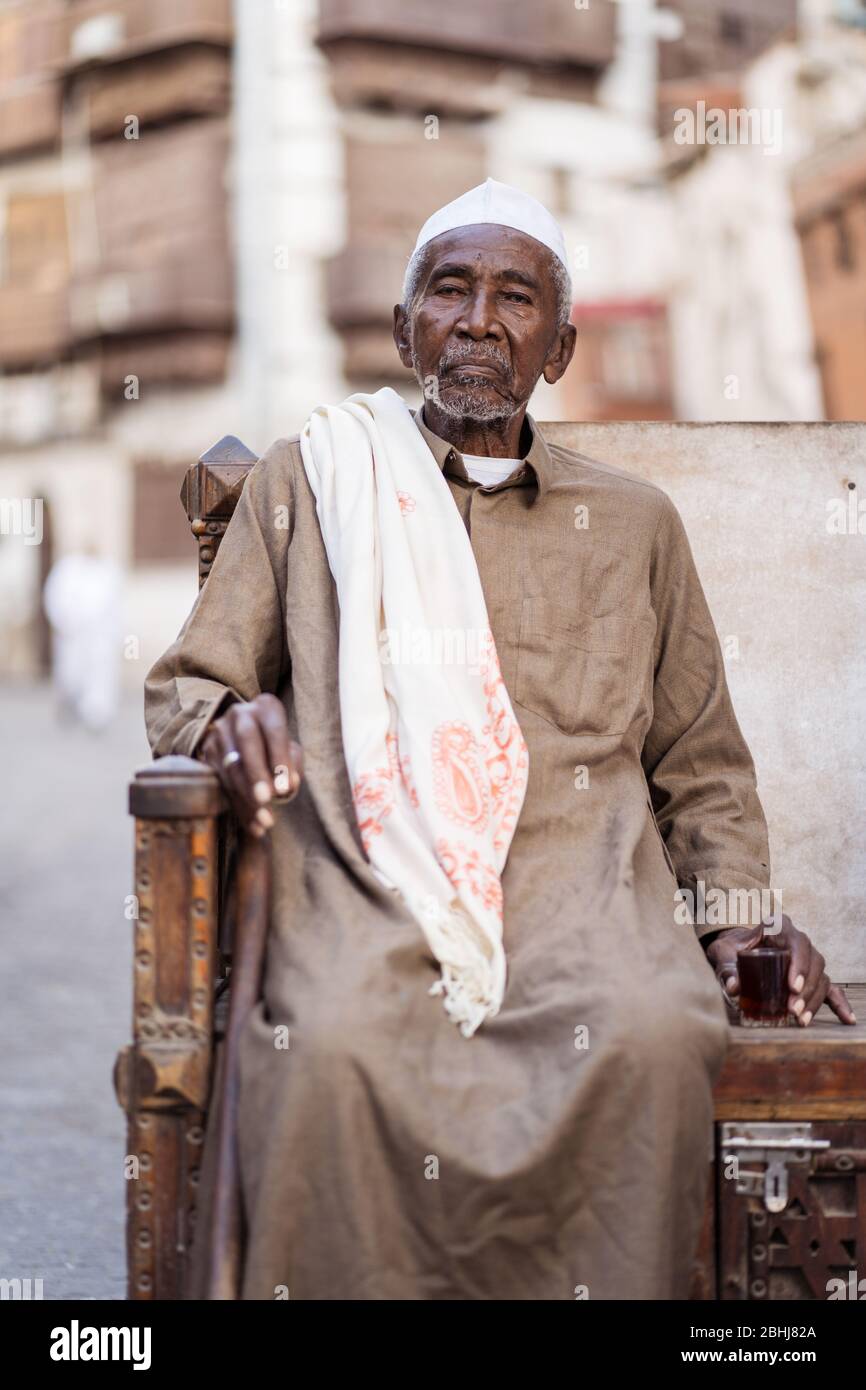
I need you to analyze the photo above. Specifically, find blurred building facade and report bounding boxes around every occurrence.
[659,0,866,420]
[0,0,864,683]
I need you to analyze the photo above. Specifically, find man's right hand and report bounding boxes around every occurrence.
[200,693,303,837]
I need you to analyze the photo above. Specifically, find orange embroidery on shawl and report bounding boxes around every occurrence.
[479,643,528,854]
[436,839,504,921]
[352,733,418,853]
[431,722,489,831]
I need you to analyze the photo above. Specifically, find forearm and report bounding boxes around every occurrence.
[144,440,293,760]
[642,494,770,937]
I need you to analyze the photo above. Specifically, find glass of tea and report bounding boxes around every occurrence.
[737,931,794,1027]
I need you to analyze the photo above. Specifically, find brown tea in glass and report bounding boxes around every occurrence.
[737,930,793,1027]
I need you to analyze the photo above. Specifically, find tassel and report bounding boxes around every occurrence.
[411,892,505,1037]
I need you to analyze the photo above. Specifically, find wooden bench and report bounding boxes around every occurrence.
[114,435,866,1301]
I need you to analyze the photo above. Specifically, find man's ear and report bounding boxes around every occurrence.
[542,323,577,385]
[393,304,414,370]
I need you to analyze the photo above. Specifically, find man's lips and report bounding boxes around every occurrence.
[442,363,504,382]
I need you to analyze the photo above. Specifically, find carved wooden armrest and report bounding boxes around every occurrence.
[114,755,226,1300]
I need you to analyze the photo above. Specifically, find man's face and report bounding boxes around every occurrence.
[393,224,575,426]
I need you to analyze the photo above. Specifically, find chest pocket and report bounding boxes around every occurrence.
[515,596,652,737]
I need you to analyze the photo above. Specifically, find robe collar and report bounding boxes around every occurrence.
[412,404,553,499]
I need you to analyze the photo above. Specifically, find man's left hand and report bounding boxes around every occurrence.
[704,915,857,1027]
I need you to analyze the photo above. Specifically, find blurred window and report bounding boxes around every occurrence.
[719,13,746,47]
[132,461,192,564]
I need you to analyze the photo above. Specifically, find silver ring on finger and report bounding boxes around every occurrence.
[222,749,242,770]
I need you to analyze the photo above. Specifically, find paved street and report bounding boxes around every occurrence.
[0,681,151,1300]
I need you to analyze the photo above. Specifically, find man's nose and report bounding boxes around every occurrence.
[455,288,503,339]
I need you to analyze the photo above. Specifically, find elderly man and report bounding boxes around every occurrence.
[146,180,853,1301]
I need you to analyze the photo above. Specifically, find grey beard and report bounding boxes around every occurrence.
[432,382,521,423]
[412,345,523,424]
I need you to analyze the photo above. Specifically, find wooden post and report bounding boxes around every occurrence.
[204,831,272,1299]
[180,435,258,588]
[114,756,226,1300]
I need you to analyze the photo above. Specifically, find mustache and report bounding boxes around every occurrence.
[436,342,513,383]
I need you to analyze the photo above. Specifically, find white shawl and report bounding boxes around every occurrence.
[299,388,528,1036]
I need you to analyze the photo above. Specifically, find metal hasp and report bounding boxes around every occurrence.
[722,1123,832,1214]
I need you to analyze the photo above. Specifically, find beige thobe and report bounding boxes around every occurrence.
[145,408,771,1300]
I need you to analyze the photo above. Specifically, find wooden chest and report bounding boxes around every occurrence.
[693,983,866,1301]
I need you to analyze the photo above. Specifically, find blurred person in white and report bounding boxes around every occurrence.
[43,544,121,731]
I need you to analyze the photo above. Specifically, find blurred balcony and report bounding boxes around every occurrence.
[317,0,617,71]
[793,127,866,420]
[0,1,234,385]
[0,0,64,159]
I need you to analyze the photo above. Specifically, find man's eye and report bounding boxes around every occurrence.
[436,285,463,296]
[504,292,531,304]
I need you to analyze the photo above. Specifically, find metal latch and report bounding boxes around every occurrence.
[721,1122,831,1213]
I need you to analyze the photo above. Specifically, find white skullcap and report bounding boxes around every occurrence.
[412,178,569,271]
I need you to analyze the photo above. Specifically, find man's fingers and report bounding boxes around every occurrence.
[791,950,825,1022]
[255,695,301,799]
[709,913,853,1031]
[207,712,269,835]
[707,925,762,997]
[795,971,830,1027]
[232,707,277,830]
[826,982,858,1026]
[276,745,307,800]
[785,926,811,997]
[199,696,302,834]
